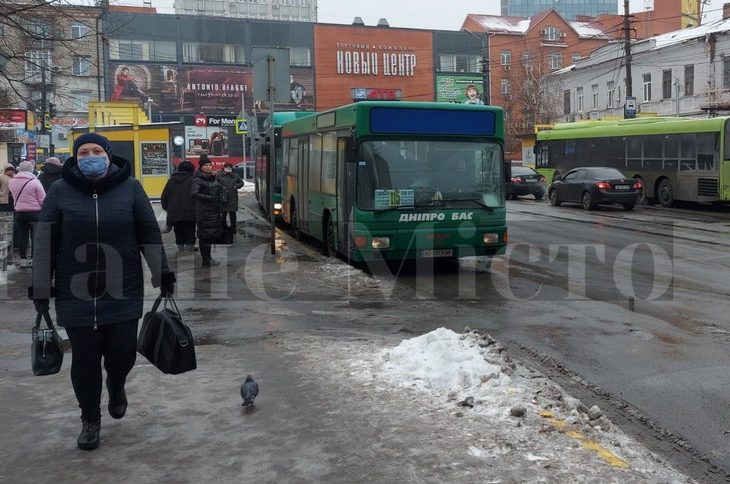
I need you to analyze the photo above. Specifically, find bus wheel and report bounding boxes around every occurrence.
[323,218,336,257]
[291,203,302,240]
[657,178,674,208]
[548,189,561,206]
[581,191,596,210]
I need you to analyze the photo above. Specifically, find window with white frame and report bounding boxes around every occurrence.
[521,51,532,68]
[500,49,512,66]
[501,79,511,95]
[548,52,562,70]
[591,84,599,110]
[25,50,51,81]
[72,56,91,76]
[684,65,694,96]
[71,91,92,112]
[71,24,90,40]
[544,26,558,41]
[522,79,533,95]
[576,86,584,112]
[642,73,652,102]
[607,80,615,108]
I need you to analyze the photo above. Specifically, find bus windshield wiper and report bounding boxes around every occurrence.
[430,198,495,211]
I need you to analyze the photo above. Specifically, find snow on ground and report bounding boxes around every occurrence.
[239,180,255,192]
[286,328,694,482]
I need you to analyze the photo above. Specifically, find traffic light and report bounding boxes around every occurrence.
[48,103,56,118]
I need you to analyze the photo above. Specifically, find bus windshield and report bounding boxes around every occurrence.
[355,140,504,210]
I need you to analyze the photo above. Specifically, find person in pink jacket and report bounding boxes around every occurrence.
[9,161,45,267]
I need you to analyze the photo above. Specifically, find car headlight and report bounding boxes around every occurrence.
[482,233,499,244]
[371,237,390,249]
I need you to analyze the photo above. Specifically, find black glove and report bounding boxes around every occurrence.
[160,272,176,297]
[33,299,50,313]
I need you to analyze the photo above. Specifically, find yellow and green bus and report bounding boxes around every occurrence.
[280,101,509,262]
[535,117,730,206]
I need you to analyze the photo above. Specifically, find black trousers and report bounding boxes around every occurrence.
[65,320,139,421]
[172,221,196,246]
[224,211,237,229]
[14,210,38,259]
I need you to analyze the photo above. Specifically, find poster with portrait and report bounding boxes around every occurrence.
[141,142,170,176]
[436,74,486,104]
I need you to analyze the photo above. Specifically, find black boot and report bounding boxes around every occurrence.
[77,419,101,450]
[106,378,128,419]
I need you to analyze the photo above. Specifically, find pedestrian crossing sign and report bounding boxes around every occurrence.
[235,118,248,135]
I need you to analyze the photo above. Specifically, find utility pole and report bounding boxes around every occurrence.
[623,0,632,97]
[482,34,490,105]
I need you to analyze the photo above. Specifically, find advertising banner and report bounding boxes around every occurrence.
[0,110,27,129]
[436,74,486,104]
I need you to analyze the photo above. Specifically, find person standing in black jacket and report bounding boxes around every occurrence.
[30,133,175,451]
[38,157,63,192]
[191,156,223,266]
[161,161,196,252]
[216,162,244,231]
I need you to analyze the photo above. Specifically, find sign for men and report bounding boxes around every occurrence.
[252,47,291,104]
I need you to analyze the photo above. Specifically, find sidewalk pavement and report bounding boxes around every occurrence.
[0,198,694,483]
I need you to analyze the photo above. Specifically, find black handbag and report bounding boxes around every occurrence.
[31,310,65,376]
[138,295,196,375]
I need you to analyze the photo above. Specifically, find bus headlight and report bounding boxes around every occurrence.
[482,233,499,244]
[371,237,390,249]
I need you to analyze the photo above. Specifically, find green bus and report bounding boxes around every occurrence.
[254,111,314,217]
[535,116,730,206]
[280,101,509,262]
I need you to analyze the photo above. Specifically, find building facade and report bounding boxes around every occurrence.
[500,0,617,20]
[0,3,103,164]
[546,16,730,123]
[173,0,317,22]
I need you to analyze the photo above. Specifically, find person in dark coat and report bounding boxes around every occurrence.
[216,162,244,231]
[161,161,196,252]
[191,155,223,266]
[38,156,63,192]
[30,132,175,451]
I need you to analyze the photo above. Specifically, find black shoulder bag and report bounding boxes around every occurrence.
[31,310,65,376]
[138,295,196,375]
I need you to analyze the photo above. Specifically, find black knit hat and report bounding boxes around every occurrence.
[73,133,112,158]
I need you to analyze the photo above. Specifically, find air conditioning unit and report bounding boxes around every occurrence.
[560,32,567,38]
[540,29,547,34]
[503,65,511,71]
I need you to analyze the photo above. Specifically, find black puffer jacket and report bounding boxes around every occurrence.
[161,171,196,225]
[38,163,62,192]
[191,170,223,241]
[215,171,244,211]
[31,155,171,328]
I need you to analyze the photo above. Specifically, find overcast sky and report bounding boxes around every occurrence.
[106,0,728,29]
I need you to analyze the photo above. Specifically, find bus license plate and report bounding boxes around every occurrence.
[615,185,630,190]
[422,249,453,258]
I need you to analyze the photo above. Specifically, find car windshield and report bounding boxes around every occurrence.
[587,168,625,179]
[355,140,504,210]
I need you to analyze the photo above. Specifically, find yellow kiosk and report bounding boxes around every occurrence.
[70,103,186,198]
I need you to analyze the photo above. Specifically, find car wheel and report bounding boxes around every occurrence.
[581,191,596,210]
[323,218,336,257]
[548,189,561,206]
[657,178,674,208]
[290,203,302,240]
[622,201,636,211]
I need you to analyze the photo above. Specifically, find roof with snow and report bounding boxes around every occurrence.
[464,9,608,39]
[650,17,730,48]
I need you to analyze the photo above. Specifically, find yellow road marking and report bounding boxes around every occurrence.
[539,410,630,469]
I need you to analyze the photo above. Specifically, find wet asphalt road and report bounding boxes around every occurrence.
[369,197,730,476]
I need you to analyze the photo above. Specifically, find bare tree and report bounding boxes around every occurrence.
[0,0,103,112]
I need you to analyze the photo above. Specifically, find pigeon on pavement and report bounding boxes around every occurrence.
[240,375,259,407]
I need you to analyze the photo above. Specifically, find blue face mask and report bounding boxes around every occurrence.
[78,155,108,178]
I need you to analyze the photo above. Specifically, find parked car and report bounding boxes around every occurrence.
[548,167,642,211]
[507,166,546,200]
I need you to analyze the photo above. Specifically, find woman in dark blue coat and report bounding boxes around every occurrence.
[31,133,175,451]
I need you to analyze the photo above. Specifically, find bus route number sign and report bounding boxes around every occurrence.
[375,189,414,209]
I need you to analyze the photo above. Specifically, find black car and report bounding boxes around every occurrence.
[507,166,546,200]
[548,167,642,210]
